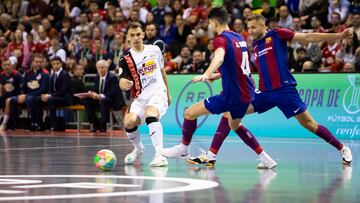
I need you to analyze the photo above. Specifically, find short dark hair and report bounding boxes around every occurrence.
[126,22,143,34]
[51,56,62,62]
[145,22,158,30]
[208,7,228,25]
[247,14,266,23]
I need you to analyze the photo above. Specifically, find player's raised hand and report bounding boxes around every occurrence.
[339,29,353,39]
[192,74,209,83]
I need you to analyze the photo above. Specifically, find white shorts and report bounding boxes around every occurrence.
[129,90,168,124]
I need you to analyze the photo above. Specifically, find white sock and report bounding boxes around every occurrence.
[259,151,270,161]
[207,150,216,160]
[2,115,9,125]
[126,130,143,151]
[148,122,163,156]
[180,143,189,150]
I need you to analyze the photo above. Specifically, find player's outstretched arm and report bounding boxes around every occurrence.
[192,48,225,83]
[208,73,221,82]
[292,28,353,44]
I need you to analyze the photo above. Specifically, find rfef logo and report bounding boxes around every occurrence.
[175,81,213,128]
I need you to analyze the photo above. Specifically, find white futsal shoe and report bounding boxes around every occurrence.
[258,152,277,169]
[124,144,144,165]
[161,144,189,158]
[149,155,168,167]
[340,146,352,165]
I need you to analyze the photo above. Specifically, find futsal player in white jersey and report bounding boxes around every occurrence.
[119,22,171,167]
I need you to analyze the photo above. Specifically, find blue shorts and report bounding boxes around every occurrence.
[204,94,250,119]
[252,85,307,119]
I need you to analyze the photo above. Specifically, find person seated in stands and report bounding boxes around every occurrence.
[83,60,125,132]
[180,49,209,73]
[75,34,94,65]
[71,64,86,105]
[41,56,72,131]
[0,57,23,130]
[9,54,49,131]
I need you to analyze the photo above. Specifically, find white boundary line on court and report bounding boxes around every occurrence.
[0,175,219,201]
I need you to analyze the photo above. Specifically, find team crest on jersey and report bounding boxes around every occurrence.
[138,60,157,75]
[265,37,272,43]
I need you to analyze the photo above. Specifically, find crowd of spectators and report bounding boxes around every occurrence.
[0,0,359,131]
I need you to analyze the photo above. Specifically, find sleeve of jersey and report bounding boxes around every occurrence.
[119,57,131,79]
[276,28,295,41]
[213,36,227,53]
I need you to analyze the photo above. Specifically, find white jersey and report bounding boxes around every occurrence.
[120,45,167,100]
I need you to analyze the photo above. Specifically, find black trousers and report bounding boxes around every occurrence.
[83,97,122,128]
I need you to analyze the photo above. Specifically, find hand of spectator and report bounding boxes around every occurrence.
[91,92,101,100]
[18,94,26,104]
[300,15,308,21]
[339,29,353,40]
[41,94,49,102]
[119,78,133,91]
[47,15,54,22]
[22,16,30,23]
[192,74,209,83]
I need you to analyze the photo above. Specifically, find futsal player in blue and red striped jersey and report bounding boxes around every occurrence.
[162,8,277,169]
[188,14,353,167]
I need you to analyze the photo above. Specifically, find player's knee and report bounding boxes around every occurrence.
[124,115,138,129]
[301,120,318,133]
[145,116,158,125]
[184,109,195,120]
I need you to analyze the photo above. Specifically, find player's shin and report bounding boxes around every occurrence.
[146,117,163,155]
[182,118,197,146]
[125,126,143,151]
[208,116,231,158]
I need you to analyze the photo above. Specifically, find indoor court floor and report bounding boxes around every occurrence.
[0,131,358,203]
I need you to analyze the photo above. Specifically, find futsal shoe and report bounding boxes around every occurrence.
[124,144,144,165]
[149,155,168,167]
[340,146,352,165]
[258,153,277,169]
[187,152,216,167]
[161,144,189,158]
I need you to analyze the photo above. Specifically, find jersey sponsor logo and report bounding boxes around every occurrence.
[138,60,157,76]
[258,47,273,57]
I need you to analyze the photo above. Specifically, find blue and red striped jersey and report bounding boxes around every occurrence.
[213,30,254,104]
[253,28,297,91]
